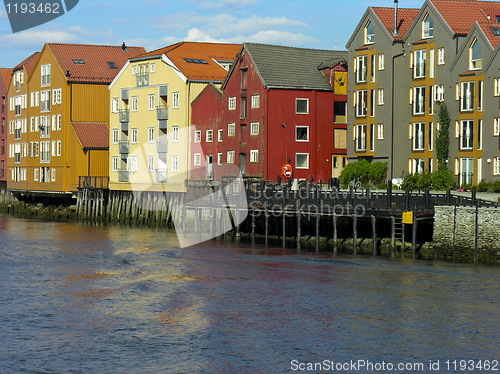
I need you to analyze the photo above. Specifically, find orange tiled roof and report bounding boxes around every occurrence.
[72,122,109,149]
[0,68,13,90]
[13,52,40,76]
[431,0,500,35]
[135,41,240,81]
[372,7,420,40]
[478,22,500,47]
[48,43,146,83]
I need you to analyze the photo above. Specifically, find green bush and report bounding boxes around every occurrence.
[339,160,388,188]
[401,170,456,191]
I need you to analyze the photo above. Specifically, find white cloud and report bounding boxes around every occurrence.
[184,28,228,43]
[242,30,318,46]
[0,29,80,48]
[188,0,258,10]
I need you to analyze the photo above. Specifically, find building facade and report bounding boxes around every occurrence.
[191,43,348,183]
[0,68,13,189]
[7,43,144,200]
[347,0,500,185]
[108,41,240,193]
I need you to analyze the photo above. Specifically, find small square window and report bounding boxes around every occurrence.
[194,130,201,142]
[250,122,259,136]
[296,126,309,142]
[206,130,213,142]
[218,129,224,142]
[296,99,309,114]
[296,153,309,169]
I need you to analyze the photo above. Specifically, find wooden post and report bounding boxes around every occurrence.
[251,210,255,243]
[264,205,269,247]
[371,215,377,256]
[475,201,479,264]
[315,210,320,252]
[333,214,338,254]
[352,215,357,255]
[282,209,286,248]
[412,212,417,259]
[296,204,301,250]
[390,216,395,252]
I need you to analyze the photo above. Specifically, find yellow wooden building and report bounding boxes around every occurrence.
[7,43,145,200]
[108,41,240,193]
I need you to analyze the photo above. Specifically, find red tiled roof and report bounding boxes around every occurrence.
[431,0,500,35]
[13,52,40,76]
[0,68,13,90]
[48,43,146,83]
[135,41,240,81]
[72,122,109,149]
[478,22,500,47]
[372,7,420,40]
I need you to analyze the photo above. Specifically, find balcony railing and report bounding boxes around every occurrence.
[118,141,130,154]
[156,106,168,120]
[136,73,149,87]
[157,170,167,183]
[118,170,130,183]
[78,176,110,189]
[156,138,168,153]
[119,109,130,123]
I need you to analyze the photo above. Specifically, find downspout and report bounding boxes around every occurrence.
[391,49,405,180]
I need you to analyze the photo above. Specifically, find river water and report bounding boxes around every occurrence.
[0,216,498,374]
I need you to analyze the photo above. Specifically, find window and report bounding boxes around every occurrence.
[34,168,38,181]
[132,96,138,111]
[251,95,260,108]
[423,14,434,38]
[434,85,444,101]
[370,124,375,151]
[250,122,259,136]
[112,156,118,172]
[494,157,500,175]
[132,66,137,75]
[355,124,367,151]
[296,153,309,169]
[227,150,235,163]
[228,123,236,136]
[378,54,385,70]
[374,90,383,106]
[40,141,50,163]
[438,48,445,65]
[296,126,309,142]
[355,90,367,117]
[494,117,500,136]
[296,98,309,114]
[206,130,213,142]
[478,119,482,150]
[429,49,435,78]
[41,64,51,87]
[40,90,50,112]
[194,153,201,166]
[218,129,224,142]
[52,89,62,105]
[461,120,474,150]
[469,39,482,70]
[172,126,179,142]
[478,81,483,111]
[148,127,154,143]
[365,21,374,44]
[370,90,376,117]
[495,78,500,96]
[240,97,247,119]
[461,82,474,111]
[173,92,179,109]
[217,153,223,165]
[131,128,138,144]
[428,122,433,151]
[172,155,179,172]
[112,97,119,113]
[228,97,236,110]
[370,54,376,83]
[148,94,155,110]
[334,101,346,123]
[377,124,384,140]
[194,130,201,142]
[413,86,426,115]
[150,63,155,73]
[413,122,425,151]
[51,168,56,182]
[112,129,118,144]
[356,55,368,83]
[412,159,426,174]
[250,150,258,163]
[414,50,426,78]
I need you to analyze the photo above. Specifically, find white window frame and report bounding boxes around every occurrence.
[438,48,445,65]
[414,49,426,79]
[250,122,259,136]
[217,153,223,165]
[228,97,236,111]
[172,126,179,142]
[355,124,367,152]
[494,117,500,136]
[194,130,201,142]
[228,123,236,137]
[378,54,385,70]
[296,98,309,114]
[112,156,118,172]
[413,86,426,115]
[227,150,235,163]
[460,81,474,111]
[148,94,155,111]
[295,153,310,169]
[112,97,119,113]
[494,78,500,96]
[364,21,374,44]
[194,153,201,166]
[422,13,434,38]
[147,156,154,172]
[460,120,474,150]
[494,157,500,175]
[206,130,213,143]
[173,92,180,109]
[377,124,384,140]
[131,96,138,112]
[172,155,179,172]
[218,129,224,142]
[131,128,138,144]
[356,55,368,83]
[250,150,258,163]
[355,90,367,117]
[295,126,309,142]
[41,64,51,87]
[112,129,119,144]
[148,127,154,143]
[469,39,482,70]
[413,122,425,151]
[377,89,384,105]
[251,95,260,109]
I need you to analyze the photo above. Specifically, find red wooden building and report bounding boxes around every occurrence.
[190,43,348,183]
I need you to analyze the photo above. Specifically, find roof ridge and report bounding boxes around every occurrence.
[245,42,346,53]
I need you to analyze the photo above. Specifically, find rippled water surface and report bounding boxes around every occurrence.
[0,216,498,373]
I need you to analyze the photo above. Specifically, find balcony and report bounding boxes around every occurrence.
[78,176,109,189]
[156,137,168,153]
[136,73,149,87]
[157,170,167,183]
[118,170,130,183]
[119,109,130,123]
[118,141,130,154]
[156,106,168,120]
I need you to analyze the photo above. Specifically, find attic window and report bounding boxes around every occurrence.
[107,61,119,69]
[215,60,233,71]
[492,27,500,37]
[184,58,208,64]
[72,59,85,64]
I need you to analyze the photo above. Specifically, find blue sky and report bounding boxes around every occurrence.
[0,0,425,68]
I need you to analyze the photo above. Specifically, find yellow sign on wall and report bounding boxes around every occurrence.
[402,211,414,224]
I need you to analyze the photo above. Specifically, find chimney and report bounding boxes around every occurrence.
[393,0,399,36]
[121,42,127,51]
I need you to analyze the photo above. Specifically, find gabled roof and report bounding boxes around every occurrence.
[431,0,500,35]
[71,122,109,149]
[372,7,421,41]
[13,52,40,75]
[0,68,13,90]
[134,41,240,82]
[236,43,347,91]
[47,43,146,83]
[478,21,500,47]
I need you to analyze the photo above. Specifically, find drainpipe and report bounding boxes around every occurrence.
[391,49,405,180]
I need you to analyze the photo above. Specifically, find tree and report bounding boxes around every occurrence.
[436,101,450,171]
